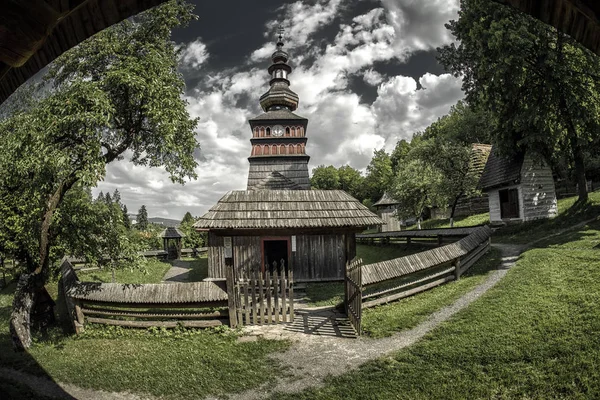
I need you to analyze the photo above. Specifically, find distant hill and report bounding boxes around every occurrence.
[128,214,181,227]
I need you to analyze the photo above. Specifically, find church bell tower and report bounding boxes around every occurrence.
[246,30,310,190]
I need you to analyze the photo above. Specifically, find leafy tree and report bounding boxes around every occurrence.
[422,101,492,145]
[337,165,365,201]
[179,212,205,249]
[136,205,149,231]
[112,189,122,205]
[311,165,340,189]
[412,140,481,227]
[390,159,446,229]
[438,0,600,201]
[0,0,199,350]
[96,191,105,203]
[364,149,394,203]
[390,139,411,174]
[104,192,112,204]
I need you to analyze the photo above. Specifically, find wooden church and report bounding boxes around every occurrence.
[194,34,382,282]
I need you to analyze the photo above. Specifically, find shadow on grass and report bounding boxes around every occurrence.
[0,284,76,399]
[494,196,600,244]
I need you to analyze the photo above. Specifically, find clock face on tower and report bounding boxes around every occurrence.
[272,125,284,137]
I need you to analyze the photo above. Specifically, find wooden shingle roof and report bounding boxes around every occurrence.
[194,190,383,230]
[478,147,524,190]
[373,192,399,207]
[250,171,302,190]
[159,227,185,239]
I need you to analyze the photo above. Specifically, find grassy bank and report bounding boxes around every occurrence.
[77,258,171,283]
[272,220,600,399]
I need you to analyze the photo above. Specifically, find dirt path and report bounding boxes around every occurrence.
[206,243,524,400]
[161,259,191,283]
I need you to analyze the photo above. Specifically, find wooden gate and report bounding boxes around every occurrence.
[226,264,294,328]
[345,257,363,336]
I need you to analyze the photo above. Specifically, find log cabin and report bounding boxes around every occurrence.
[479,149,557,223]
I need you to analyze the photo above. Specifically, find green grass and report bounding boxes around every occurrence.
[77,258,171,284]
[302,244,433,307]
[416,212,490,230]
[0,281,290,399]
[183,254,208,282]
[361,247,502,338]
[493,191,600,244]
[272,220,600,399]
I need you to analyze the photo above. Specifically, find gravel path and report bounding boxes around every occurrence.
[161,259,191,283]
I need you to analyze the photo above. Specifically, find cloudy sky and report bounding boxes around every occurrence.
[95,0,464,221]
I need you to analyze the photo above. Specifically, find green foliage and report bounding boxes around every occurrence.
[179,212,205,249]
[0,0,199,278]
[438,0,600,200]
[390,159,445,228]
[364,149,394,203]
[422,101,492,145]
[311,165,340,189]
[78,258,171,284]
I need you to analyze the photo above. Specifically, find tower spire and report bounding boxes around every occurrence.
[258,26,299,112]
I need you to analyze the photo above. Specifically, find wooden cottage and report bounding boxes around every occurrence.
[194,190,382,282]
[373,192,402,232]
[479,149,557,223]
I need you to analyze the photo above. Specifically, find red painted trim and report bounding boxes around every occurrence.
[260,236,291,273]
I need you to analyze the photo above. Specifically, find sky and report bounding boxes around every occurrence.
[95,0,464,221]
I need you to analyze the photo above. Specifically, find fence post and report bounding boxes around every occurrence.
[454,258,461,280]
[225,263,238,328]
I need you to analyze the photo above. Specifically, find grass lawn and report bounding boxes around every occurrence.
[272,220,600,399]
[77,258,171,283]
[361,247,502,338]
[302,244,433,307]
[0,280,290,399]
[494,191,600,244]
[416,211,490,229]
[183,254,208,282]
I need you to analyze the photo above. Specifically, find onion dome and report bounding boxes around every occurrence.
[259,31,299,112]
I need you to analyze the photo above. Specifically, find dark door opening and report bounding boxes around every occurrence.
[499,188,520,219]
[262,239,289,274]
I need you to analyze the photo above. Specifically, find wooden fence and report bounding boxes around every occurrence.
[359,226,492,309]
[226,265,294,328]
[60,259,228,333]
[345,258,363,336]
[356,227,482,247]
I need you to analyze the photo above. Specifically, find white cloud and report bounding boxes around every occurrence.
[96,0,465,219]
[179,38,209,69]
[363,68,384,85]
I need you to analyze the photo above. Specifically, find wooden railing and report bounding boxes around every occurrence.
[356,227,483,247]
[359,226,492,309]
[345,258,363,336]
[226,265,294,328]
[60,259,228,333]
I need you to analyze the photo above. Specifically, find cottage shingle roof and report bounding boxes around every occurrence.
[478,147,523,190]
[194,190,383,229]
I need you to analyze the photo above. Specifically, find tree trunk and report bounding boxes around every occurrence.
[9,273,38,350]
[10,177,76,351]
[571,137,588,202]
[449,196,461,228]
[417,217,422,230]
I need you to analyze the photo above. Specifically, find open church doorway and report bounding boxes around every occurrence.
[261,237,290,275]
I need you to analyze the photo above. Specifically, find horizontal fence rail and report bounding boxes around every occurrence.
[60,259,228,333]
[356,227,483,247]
[358,226,492,309]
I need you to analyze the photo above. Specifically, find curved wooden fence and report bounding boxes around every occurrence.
[346,226,493,333]
[61,260,228,333]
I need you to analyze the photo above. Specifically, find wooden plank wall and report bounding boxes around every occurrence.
[291,234,346,281]
[520,156,558,221]
[379,207,402,232]
[208,232,348,281]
